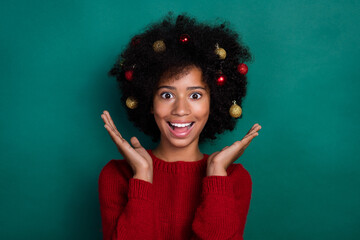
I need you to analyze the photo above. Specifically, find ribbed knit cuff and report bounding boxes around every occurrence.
[202,176,234,197]
[128,178,154,201]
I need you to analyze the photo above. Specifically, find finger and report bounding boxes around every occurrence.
[104,124,141,158]
[245,123,258,135]
[130,136,152,162]
[130,136,143,149]
[102,111,122,138]
[104,123,126,142]
[247,124,261,135]
[101,113,109,125]
[230,131,258,150]
[101,112,115,132]
[224,137,255,160]
[222,146,229,151]
[242,132,258,149]
[243,130,259,141]
[250,123,261,133]
[104,124,125,145]
[220,131,259,162]
[104,123,150,166]
[240,132,259,151]
[208,151,220,162]
[102,114,121,139]
[253,124,261,133]
[103,110,120,133]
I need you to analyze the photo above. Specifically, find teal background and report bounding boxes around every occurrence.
[1,0,359,239]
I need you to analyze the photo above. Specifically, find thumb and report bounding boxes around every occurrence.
[208,151,220,161]
[222,146,229,151]
[130,136,143,149]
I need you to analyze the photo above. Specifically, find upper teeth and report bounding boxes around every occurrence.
[170,122,192,127]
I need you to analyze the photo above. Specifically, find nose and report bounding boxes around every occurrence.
[171,97,190,116]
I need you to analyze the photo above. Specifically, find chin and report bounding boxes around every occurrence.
[163,133,199,149]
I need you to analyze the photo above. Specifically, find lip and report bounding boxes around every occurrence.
[167,121,195,138]
[168,121,193,124]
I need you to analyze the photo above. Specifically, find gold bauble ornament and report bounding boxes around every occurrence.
[153,40,166,52]
[214,43,226,59]
[119,59,125,67]
[215,48,227,59]
[126,97,138,109]
[229,100,242,118]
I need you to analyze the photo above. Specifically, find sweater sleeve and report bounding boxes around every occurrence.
[191,164,252,240]
[98,160,156,240]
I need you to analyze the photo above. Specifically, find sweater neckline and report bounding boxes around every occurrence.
[147,149,209,174]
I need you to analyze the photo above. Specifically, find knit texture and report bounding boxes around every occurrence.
[98,150,252,240]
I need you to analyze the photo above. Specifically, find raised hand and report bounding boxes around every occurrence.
[206,123,262,176]
[101,110,153,183]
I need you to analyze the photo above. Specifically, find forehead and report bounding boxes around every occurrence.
[158,65,208,87]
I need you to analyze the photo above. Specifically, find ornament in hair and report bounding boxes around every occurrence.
[124,64,136,81]
[153,40,166,52]
[214,43,226,60]
[229,100,242,118]
[179,34,190,44]
[126,96,138,109]
[125,70,133,81]
[237,63,248,75]
[216,71,227,86]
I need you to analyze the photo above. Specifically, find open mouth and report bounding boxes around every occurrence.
[167,122,195,130]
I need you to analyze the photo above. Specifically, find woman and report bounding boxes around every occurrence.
[99,12,261,240]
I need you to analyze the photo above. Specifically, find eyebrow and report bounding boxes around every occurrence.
[157,86,207,90]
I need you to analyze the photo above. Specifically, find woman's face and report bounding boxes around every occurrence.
[152,66,210,149]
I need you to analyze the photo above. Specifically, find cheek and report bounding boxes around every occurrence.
[152,111,164,131]
[152,103,168,121]
[194,101,210,120]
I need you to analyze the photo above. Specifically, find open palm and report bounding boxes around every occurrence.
[206,123,262,176]
[101,110,153,180]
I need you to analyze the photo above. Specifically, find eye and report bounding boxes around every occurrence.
[190,92,202,100]
[160,92,174,99]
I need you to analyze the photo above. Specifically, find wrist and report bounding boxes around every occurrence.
[133,169,153,183]
[206,164,227,176]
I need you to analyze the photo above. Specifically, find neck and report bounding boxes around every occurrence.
[152,137,203,162]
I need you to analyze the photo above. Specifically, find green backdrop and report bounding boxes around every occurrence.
[1,0,359,239]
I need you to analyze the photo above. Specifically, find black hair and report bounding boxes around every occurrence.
[109,12,252,142]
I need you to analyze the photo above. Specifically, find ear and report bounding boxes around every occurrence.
[150,106,154,114]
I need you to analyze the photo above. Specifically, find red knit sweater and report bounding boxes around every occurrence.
[98,149,252,240]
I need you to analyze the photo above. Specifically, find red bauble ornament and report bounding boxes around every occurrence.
[237,63,248,75]
[125,70,134,81]
[179,34,190,44]
[216,74,227,86]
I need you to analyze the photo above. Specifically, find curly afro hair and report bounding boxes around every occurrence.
[109,12,252,143]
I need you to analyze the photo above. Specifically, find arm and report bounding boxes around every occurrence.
[191,123,259,239]
[98,160,157,240]
[191,164,252,240]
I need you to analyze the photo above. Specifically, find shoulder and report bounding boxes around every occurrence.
[227,163,252,193]
[99,159,133,184]
[98,159,134,201]
[228,163,251,180]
